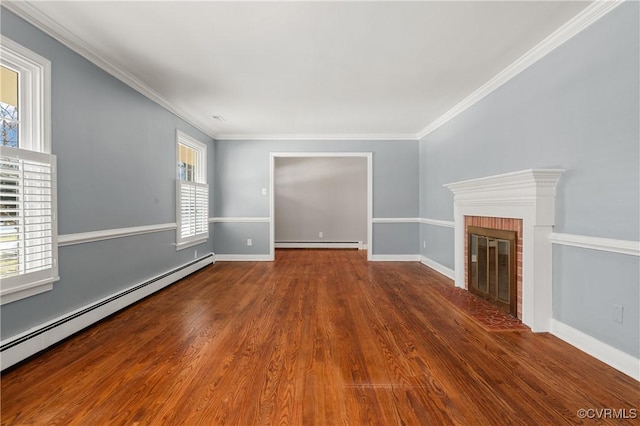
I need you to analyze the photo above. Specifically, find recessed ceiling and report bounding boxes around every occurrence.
[7,1,593,139]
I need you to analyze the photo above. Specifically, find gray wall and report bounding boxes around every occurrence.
[420,224,454,270]
[1,9,215,339]
[419,3,639,356]
[4,1,636,363]
[274,157,367,244]
[214,139,418,256]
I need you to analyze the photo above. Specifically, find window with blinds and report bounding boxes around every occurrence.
[177,181,208,244]
[176,131,208,249]
[0,146,59,304]
[0,37,55,304]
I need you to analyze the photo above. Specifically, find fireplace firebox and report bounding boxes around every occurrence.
[468,226,517,316]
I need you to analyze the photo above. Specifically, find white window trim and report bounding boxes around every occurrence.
[0,37,55,304]
[175,131,208,250]
[0,147,59,305]
[0,35,51,154]
[176,130,207,183]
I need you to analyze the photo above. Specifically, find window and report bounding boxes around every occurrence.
[0,36,51,153]
[176,131,208,249]
[1,65,19,147]
[0,36,57,304]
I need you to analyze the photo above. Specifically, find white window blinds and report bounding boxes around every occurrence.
[175,131,208,250]
[176,181,208,247]
[0,146,59,304]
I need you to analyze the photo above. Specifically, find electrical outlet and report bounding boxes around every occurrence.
[423,240,426,248]
[247,239,253,246]
[319,232,323,238]
[261,187,267,196]
[194,250,198,259]
[613,304,624,324]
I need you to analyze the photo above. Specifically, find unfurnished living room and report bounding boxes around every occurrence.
[0,1,638,424]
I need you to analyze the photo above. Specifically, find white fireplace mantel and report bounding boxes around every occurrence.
[444,169,564,332]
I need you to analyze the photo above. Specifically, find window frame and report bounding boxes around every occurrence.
[0,35,51,154]
[0,146,59,305]
[0,36,55,304]
[175,131,208,250]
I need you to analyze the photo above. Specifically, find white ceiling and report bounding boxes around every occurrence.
[8,1,594,139]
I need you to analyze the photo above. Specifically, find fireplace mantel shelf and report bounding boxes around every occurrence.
[445,168,565,199]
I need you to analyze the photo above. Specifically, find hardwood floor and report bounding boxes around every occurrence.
[1,249,638,425]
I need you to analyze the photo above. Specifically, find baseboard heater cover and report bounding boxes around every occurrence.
[1,253,214,371]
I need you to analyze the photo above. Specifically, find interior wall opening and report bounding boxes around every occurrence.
[269,153,373,261]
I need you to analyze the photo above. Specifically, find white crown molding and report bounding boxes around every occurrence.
[4,0,622,142]
[209,217,271,223]
[58,223,177,247]
[416,0,624,140]
[215,133,417,141]
[2,1,218,140]
[419,218,455,228]
[549,232,640,257]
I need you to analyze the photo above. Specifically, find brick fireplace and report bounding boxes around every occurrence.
[445,169,563,332]
[465,216,523,319]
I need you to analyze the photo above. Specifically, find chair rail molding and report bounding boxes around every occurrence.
[372,218,420,224]
[549,233,640,257]
[419,218,455,228]
[209,217,271,223]
[58,223,177,247]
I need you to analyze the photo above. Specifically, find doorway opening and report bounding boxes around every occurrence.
[269,153,373,261]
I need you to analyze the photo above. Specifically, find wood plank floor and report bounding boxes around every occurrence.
[1,249,638,425]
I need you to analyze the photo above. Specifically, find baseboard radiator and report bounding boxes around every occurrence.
[275,241,365,249]
[1,254,214,371]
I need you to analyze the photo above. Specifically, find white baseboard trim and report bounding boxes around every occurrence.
[550,319,639,381]
[420,256,455,280]
[214,254,273,261]
[370,254,421,262]
[0,254,214,371]
[275,241,364,249]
